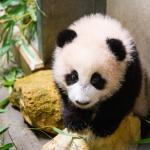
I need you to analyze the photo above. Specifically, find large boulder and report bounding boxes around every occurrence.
[10,70,64,133]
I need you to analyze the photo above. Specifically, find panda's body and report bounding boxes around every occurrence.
[52,14,149,137]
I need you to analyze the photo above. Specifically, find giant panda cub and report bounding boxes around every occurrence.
[52,14,149,137]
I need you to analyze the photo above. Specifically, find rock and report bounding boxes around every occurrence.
[10,70,64,133]
[42,114,140,150]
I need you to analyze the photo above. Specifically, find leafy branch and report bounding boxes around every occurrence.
[0,0,37,63]
[0,67,23,149]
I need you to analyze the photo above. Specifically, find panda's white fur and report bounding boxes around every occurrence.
[53,14,148,116]
[52,13,150,139]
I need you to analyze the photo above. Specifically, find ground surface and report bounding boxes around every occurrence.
[0,87,50,150]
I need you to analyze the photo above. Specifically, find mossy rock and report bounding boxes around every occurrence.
[10,70,64,133]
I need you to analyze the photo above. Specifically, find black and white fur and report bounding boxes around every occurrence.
[52,14,149,137]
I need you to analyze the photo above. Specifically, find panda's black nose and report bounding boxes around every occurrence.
[75,101,90,105]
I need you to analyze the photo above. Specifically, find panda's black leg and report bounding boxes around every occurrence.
[62,105,94,132]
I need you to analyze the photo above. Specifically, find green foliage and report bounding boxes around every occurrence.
[0,0,37,63]
[0,67,23,108]
[0,108,7,113]
[0,97,9,109]
[52,127,72,137]
[52,127,87,141]
[0,2,39,149]
[0,112,12,149]
[0,143,14,150]
[138,138,150,144]
[0,127,9,134]
[3,67,22,88]
[0,67,23,149]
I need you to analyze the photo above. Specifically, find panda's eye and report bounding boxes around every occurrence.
[90,72,106,90]
[65,70,78,85]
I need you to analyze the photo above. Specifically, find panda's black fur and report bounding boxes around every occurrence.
[55,50,142,137]
[52,14,149,137]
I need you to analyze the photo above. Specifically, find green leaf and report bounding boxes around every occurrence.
[7,4,26,16]
[0,44,10,56]
[145,120,150,124]
[2,23,15,46]
[1,0,24,8]
[0,108,7,113]
[52,127,72,137]
[0,127,9,134]
[0,39,16,57]
[3,68,17,87]
[1,0,13,8]
[0,143,13,150]
[138,138,150,144]
[3,67,23,88]
[0,14,8,20]
[7,23,14,41]
[0,97,9,109]
[3,80,14,87]
[1,22,12,40]
[8,87,13,94]
[52,127,86,141]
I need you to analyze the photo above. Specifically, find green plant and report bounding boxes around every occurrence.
[0,143,14,150]
[0,67,23,149]
[0,113,14,150]
[0,0,37,63]
[0,2,41,148]
[52,127,87,141]
[0,67,23,107]
[0,108,7,113]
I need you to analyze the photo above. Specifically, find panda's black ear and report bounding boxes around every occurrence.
[106,38,126,61]
[56,29,77,48]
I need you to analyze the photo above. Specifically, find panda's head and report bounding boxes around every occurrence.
[53,14,135,109]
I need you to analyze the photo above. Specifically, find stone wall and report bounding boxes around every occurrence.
[107,0,150,105]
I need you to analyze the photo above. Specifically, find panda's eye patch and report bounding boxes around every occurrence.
[90,72,106,90]
[65,70,78,85]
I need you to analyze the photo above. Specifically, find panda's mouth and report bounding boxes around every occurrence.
[75,100,90,106]
[73,100,92,108]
